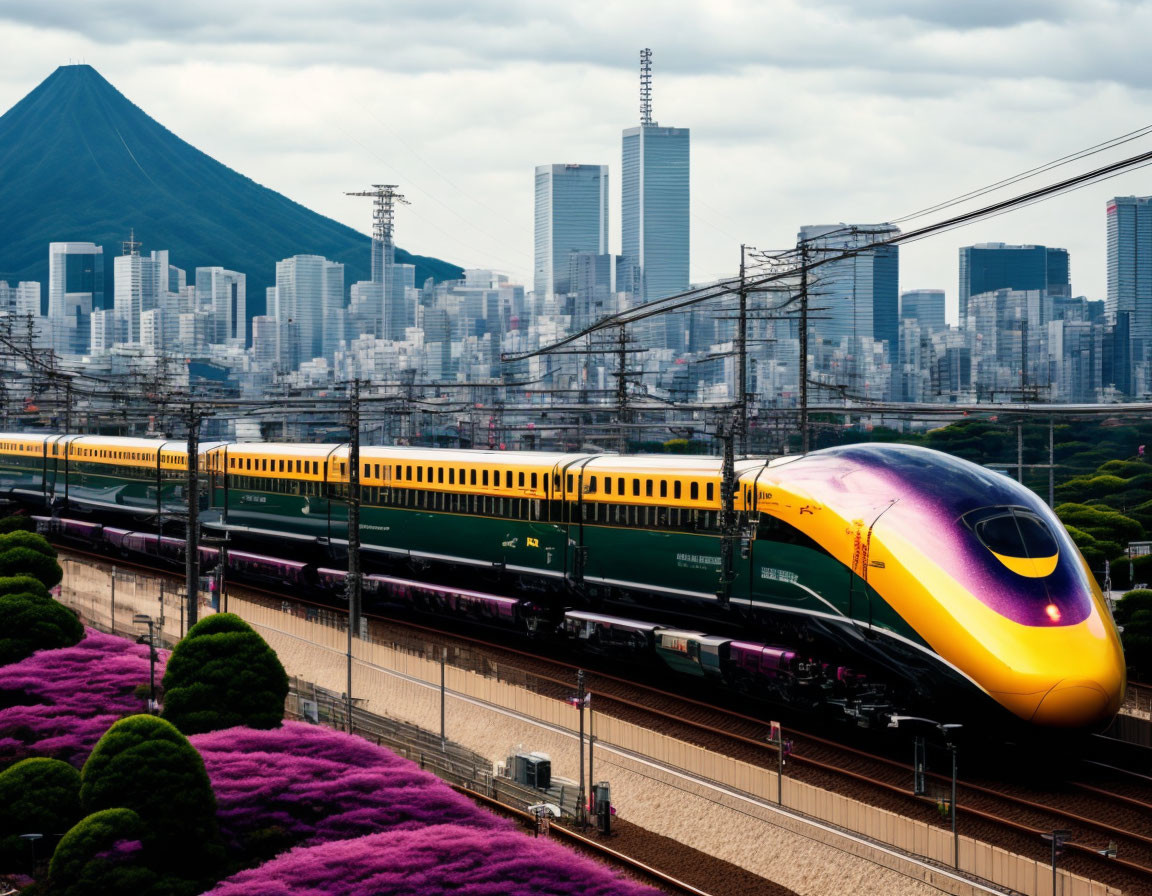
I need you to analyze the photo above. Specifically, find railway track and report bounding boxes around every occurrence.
[58,546,1152,895]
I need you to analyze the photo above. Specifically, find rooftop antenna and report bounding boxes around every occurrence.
[345,185,410,335]
[640,48,653,126]
[121,228,140,257]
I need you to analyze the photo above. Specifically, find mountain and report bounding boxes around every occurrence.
[0,65,463,317]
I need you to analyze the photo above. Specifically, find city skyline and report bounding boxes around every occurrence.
[3,2,1151,323]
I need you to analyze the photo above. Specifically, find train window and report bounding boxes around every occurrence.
[246,459,252,470]
[674,481,682,500]
[518,471,525,488]
[417,467,423,483]
[660,480,667,498]
[604,477,612,495]
[374,464,381,479]
[482,470,489,487]
[438,467,444,484]
[407,465,413,481]
[633,478,640,497]
[707,483,714,502]
[690,482,699,501]
[531,472,538,489]
[313,461,319,475]
[646,479,653,497]
[460,468,466,485]
[588,475,597,493]
[449,469,455,485]
[567,474,574,492]
[471,470,477,485]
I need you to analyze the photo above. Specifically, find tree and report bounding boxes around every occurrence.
[80,715,224,881]
[0,574,50,599]
[0,757,81,869]
[161,613,288,735]
[0,547,62,589]
[48,807,187,896]
[0,593,84,665]
[1116,590,1152,681]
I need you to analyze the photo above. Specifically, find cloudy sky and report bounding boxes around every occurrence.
[2,0,1151,323]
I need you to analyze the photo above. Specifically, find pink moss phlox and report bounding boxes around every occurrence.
[93,838,144,862]
[204,824,661,896]
[0,629,165,766]
[192,723,508,850]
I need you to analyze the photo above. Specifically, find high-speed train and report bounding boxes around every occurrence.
[0,432,1126,731]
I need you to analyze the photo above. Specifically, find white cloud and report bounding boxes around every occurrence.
[1,1,1151,318]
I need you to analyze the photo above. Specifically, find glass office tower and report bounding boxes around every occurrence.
[533,163,608,300]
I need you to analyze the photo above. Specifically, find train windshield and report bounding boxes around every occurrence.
[965,507,1058,560]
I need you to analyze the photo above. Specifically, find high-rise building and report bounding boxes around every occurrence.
[1107,196,1152,350]
[533,164,608,300]
[48,241,103,355]
[900,289,946,332]
[273,255,343,366]
[958,243,1070,321]
[622,49,689,349]
[798,224,900,357]
[195,267,246,347]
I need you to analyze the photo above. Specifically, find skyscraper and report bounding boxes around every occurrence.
[195,266,247,347]
[533,164,608,299]
[48,241,103,354]
[621,49,689,349]
[900,289,946,332]
[1107,196,1152,349]
[958,243,1070,321]
[273,255,342,366]
[798,223,900,356]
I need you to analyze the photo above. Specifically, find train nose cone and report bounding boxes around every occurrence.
[1031,679,1114,727]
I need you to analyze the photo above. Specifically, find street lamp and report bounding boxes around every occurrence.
[889,716,963,869]
[133,614,157,713]
[1043,829,1071,896]
[19,833,42,876]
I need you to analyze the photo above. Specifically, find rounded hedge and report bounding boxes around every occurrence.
[0,530,57,558]
[0,593,84,665]
[162,613,287,735]
[0,757,81,869]
[0,574,51,599]
[48,807,180,896]
[0,547,63,589]
[0,515,34,534]
[80,714,223,879]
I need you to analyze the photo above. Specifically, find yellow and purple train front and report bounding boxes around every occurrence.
[753,444,1125,729]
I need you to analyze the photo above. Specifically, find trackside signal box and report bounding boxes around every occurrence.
[511,752,551,790]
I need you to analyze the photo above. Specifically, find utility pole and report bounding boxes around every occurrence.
[577,669,587,828]
[799,242,811,454]
[737,245,749,455]
[716,417,736,609]
[345,379,362,735]
[615,325,630,454]
[1048,417,1055,508]
[185,405,201,629]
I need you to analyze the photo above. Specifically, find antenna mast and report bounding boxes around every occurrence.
[640,48,653,126]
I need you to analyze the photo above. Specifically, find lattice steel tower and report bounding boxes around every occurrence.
[640,48,653,126]
[346,184,410,337]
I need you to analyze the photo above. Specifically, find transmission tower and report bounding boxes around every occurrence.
[346,185,410,338]
[640,48,653,126]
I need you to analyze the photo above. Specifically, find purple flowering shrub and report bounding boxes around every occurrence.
[205,824,661,896]
[192,722,509,855]
[0,629,161,768]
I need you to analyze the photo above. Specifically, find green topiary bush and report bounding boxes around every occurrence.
[0,574,51,599]
[0,530,57,558]
[80,715,224,881]
[0,757,81,869]
[0,593,83,665]
[161,612,288,735]
[0,515,35,534]
[0,547,62,590]
[48,807,186,896]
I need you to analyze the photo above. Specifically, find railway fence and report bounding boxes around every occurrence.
[56,554,1121,896]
